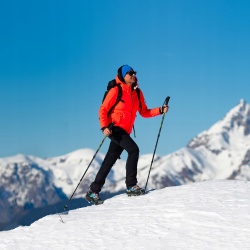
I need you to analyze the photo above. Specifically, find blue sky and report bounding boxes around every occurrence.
[0,0,250,159]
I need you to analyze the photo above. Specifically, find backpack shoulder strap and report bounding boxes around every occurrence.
[107,83,123,116]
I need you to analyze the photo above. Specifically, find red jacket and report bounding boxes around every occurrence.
[99,76,161,134]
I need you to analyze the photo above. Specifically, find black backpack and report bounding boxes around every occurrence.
[102,79,142,116]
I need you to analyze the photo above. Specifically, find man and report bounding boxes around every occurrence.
[86,65,169,204]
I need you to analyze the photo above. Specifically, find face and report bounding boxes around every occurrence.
[124,71,137,85]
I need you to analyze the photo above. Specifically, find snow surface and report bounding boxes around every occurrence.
[1,180,250,250]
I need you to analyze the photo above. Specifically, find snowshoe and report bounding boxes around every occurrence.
[126,185,145,197]
[85,190,103,205]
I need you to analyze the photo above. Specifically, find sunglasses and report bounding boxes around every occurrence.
[127,71,137,76]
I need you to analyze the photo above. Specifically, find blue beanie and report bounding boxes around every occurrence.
[121,65,133,78]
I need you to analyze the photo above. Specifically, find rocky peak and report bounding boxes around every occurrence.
[188,99,250,151]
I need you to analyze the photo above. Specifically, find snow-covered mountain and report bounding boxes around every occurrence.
[187,99,250,180]
[141,99,250,188]
[0,154,67,230]
[0,150,126,230]
[0,99,250,230]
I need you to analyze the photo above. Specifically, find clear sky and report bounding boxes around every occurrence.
[0,0,250,159]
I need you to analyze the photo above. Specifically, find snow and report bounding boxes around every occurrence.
[1,180,250,250]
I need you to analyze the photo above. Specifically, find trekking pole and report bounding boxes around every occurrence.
[144,96,170,191]
[63,122,114,211]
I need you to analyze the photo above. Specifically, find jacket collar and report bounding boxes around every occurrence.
[115,75,139,91]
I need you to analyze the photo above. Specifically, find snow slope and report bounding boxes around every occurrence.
[0,180,250,250]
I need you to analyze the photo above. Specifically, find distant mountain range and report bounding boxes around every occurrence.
[1,99,249,230]
[140,99,250,188]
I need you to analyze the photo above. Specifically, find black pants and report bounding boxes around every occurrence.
[90,126,139,193]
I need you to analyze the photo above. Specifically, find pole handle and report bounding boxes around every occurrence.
[108,122,115,130]
[163,96,170,106]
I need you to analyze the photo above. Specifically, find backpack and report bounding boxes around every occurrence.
[102,79,142,116]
